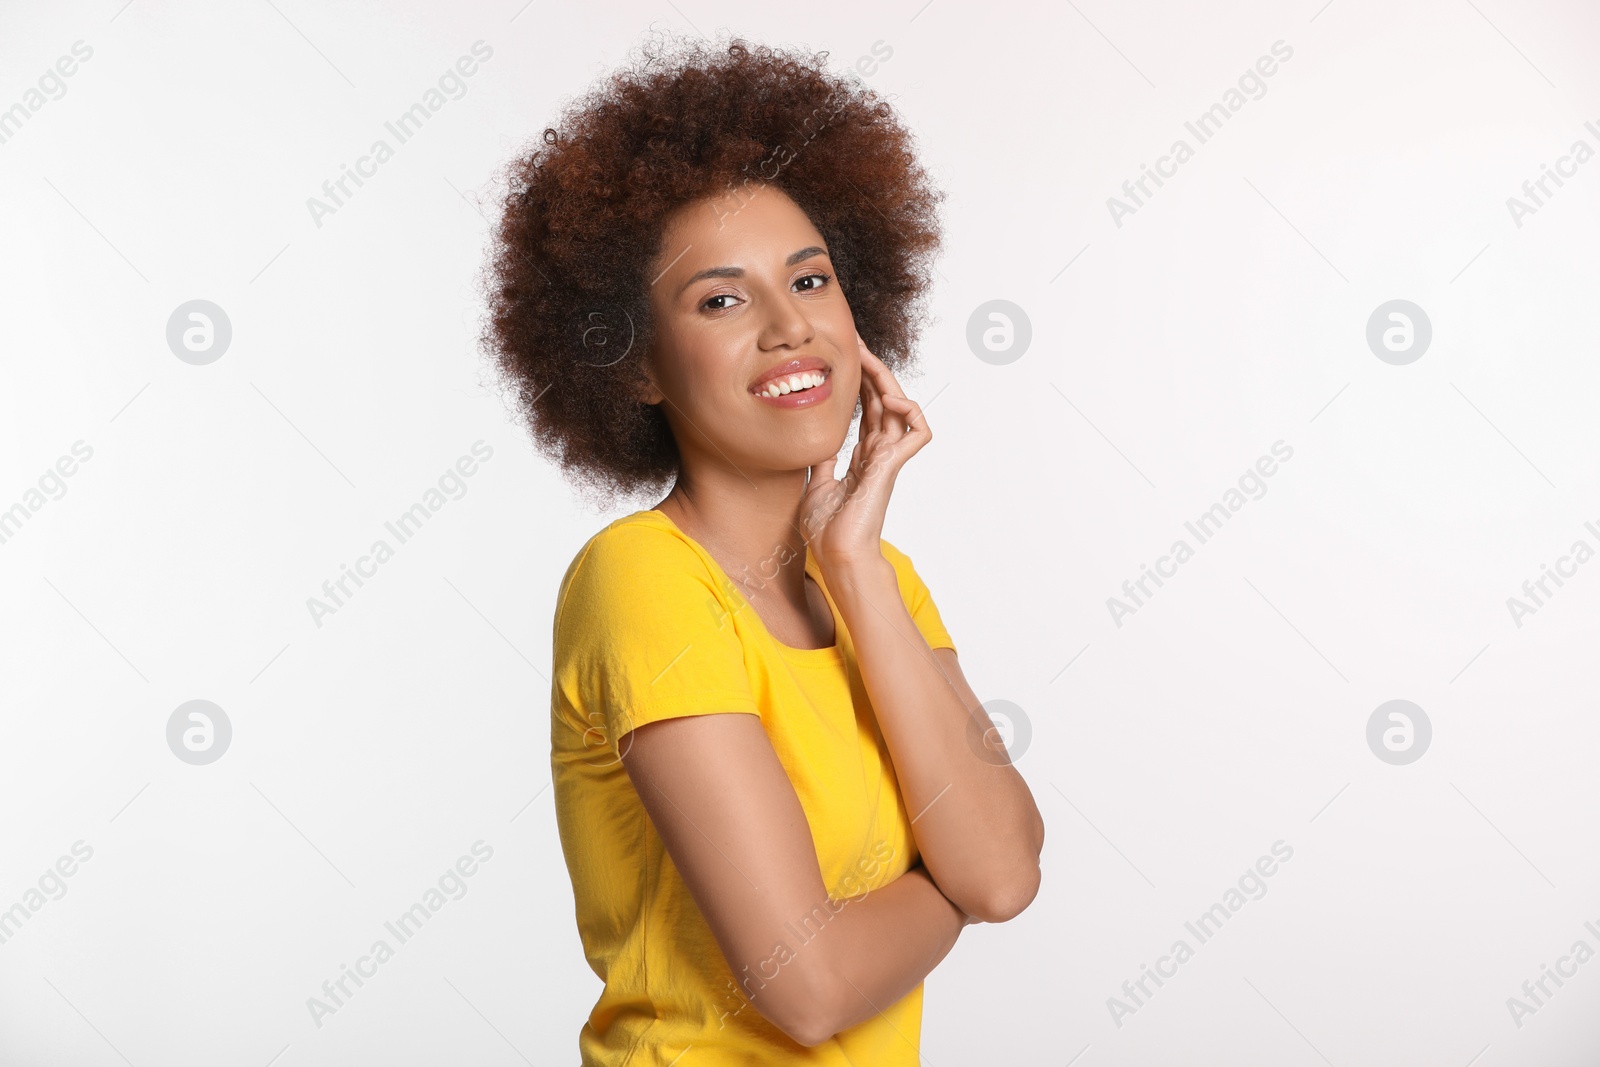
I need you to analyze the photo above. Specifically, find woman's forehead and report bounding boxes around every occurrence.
[653,187,824,277]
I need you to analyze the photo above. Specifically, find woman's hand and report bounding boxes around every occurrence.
[798,333,931,578]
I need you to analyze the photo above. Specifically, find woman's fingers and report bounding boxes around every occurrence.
[857,340,903,395]
[852,332,933,475]
[857,338,914,437]
[858,343,883,438]
[880,391,925,435]
[799,333,931,563]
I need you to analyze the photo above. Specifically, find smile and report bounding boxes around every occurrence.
[751,368,832,408]
[754,370,826,397]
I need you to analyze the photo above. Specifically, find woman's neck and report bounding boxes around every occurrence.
[655,474,812,604]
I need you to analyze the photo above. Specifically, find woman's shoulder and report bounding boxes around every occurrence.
[555,510,720,612]
[551,510,751,669]
[876,536,914,571]
[566,508,694,570]
[875,536,928,591]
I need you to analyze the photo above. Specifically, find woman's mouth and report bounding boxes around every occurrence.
[751,367,832,408]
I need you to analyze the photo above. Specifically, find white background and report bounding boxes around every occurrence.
[3,0,1599,1063]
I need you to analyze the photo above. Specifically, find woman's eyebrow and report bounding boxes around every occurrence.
[674,245,829,297]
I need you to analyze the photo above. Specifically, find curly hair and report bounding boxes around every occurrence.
[477,29,944,510]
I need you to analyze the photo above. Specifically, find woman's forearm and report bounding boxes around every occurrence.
[827,556,1045,922]
[626,708,972,1049]
[804,861,971,1042]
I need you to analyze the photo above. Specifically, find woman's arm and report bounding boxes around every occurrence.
[799,340,1044,923]
[826,555,1046,924]
[621,710,971,1048]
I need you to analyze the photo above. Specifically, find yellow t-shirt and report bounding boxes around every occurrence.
[550,508,957,1066]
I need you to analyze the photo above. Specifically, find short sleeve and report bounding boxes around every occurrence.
[552,523,760,759]
[878,538,957,654]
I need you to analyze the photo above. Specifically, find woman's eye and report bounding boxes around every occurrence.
[700,273,830,312]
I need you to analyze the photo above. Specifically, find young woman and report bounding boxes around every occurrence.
[481,32,1045,1064]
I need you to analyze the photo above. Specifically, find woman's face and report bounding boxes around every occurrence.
[642,183,861,481]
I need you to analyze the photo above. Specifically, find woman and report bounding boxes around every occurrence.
[481,31,1045,1064]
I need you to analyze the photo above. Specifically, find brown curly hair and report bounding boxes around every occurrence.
[477,29,944,509]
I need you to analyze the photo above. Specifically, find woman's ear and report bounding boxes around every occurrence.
[634,353,664,405]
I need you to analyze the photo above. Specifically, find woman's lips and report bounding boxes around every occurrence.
[748,356,831,392]
[751,368,832,409]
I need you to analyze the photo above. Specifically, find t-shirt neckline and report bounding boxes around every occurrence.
[634,508,844,664]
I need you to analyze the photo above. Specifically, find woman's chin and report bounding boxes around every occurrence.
[802,442,851,474]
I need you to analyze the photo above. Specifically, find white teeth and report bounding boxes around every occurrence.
[760,371,824,397]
